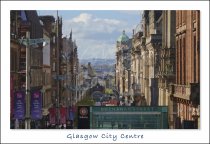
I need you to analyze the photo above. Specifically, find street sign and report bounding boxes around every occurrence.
[19,38,48,46]
[53,75,67,80]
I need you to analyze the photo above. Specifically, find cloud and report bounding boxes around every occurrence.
[71,13,92,24]
[118,10,142,15]
[64,13,124,35]
[62,12,138,59]
[77,39,116,60]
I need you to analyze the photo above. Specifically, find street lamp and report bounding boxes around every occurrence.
[61,51,71,106]
[18,31,48,129]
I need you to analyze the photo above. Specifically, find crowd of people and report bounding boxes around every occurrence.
[119,92,147,106]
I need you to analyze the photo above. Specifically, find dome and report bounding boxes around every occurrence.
[117,30,129,42]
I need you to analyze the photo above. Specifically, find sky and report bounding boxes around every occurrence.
[38,10,142,60]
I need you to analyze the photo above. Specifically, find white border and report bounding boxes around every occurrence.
[1,1,209,143]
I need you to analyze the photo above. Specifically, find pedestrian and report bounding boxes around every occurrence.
[131,93,141,106]
[66,120,73,129]
[118,123,122,129]
[125,95,132,106]
[111,121,115,129]
[61,124,64,129]
[140,94,147,106]
[47,124,51,129]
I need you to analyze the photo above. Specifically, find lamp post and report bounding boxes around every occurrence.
[61,51,71,106]
[25,31,31,129]
[19,31,48,129]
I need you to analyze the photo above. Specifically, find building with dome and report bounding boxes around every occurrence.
[115,30,132,95]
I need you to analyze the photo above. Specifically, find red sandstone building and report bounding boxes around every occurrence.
[170,10,200,128]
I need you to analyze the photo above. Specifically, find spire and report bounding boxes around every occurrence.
[123,30,125,34]
[70,29,72,40]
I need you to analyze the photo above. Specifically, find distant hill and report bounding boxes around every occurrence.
[80,58,116,66]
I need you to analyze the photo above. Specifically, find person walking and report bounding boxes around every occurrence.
[131,93,141,106]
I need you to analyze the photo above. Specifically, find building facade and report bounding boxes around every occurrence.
[140,10,162,106]
[10,10,44,128]
[40,17,54,115]
[131,26,143,95]
[10,11,22,119]
[158,11,176,128]
[170,10,200,128]
[115,30,132,96]
[61,31,80,106]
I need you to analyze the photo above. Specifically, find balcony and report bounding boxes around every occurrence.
[173,83,200,104]
[173,84,191,100]
[146,34,162,44]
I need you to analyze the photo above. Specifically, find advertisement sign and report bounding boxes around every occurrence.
[14,91,25,120]
[31,91,42,120]
[49,107,56,124]
[60,107,67,124]
[78,106,90,129]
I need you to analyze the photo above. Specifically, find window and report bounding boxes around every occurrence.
[11,49,17,71]
[194,35,196,82]
[180,11,182,26]
[193,11,196,21]
[176,11,178,28]
[183,37,186,84]
[53,36,55,44]
[53,62,56,71]
[43,71,45,85]
[179,38,182,84]
[182,11,186,25]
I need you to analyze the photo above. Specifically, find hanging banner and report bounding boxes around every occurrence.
[49,107,56,124]
[14,91,25,120]
[10,76,14,117]
[69,107,75,121]
[31,91,42,120]
[60,107,67,124]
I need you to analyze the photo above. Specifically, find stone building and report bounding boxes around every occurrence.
[140,10,162,106]
[131,25,143,95]
[61,31,80,106]
[10,11,23,119]
[157,11,176,128]
[170,10,200,128]
[115,30,132,95]
[39,15,55,115]
[10,10,44,128]
[39,14,62,108]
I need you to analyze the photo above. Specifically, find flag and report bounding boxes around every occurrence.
[49,107,56,124]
